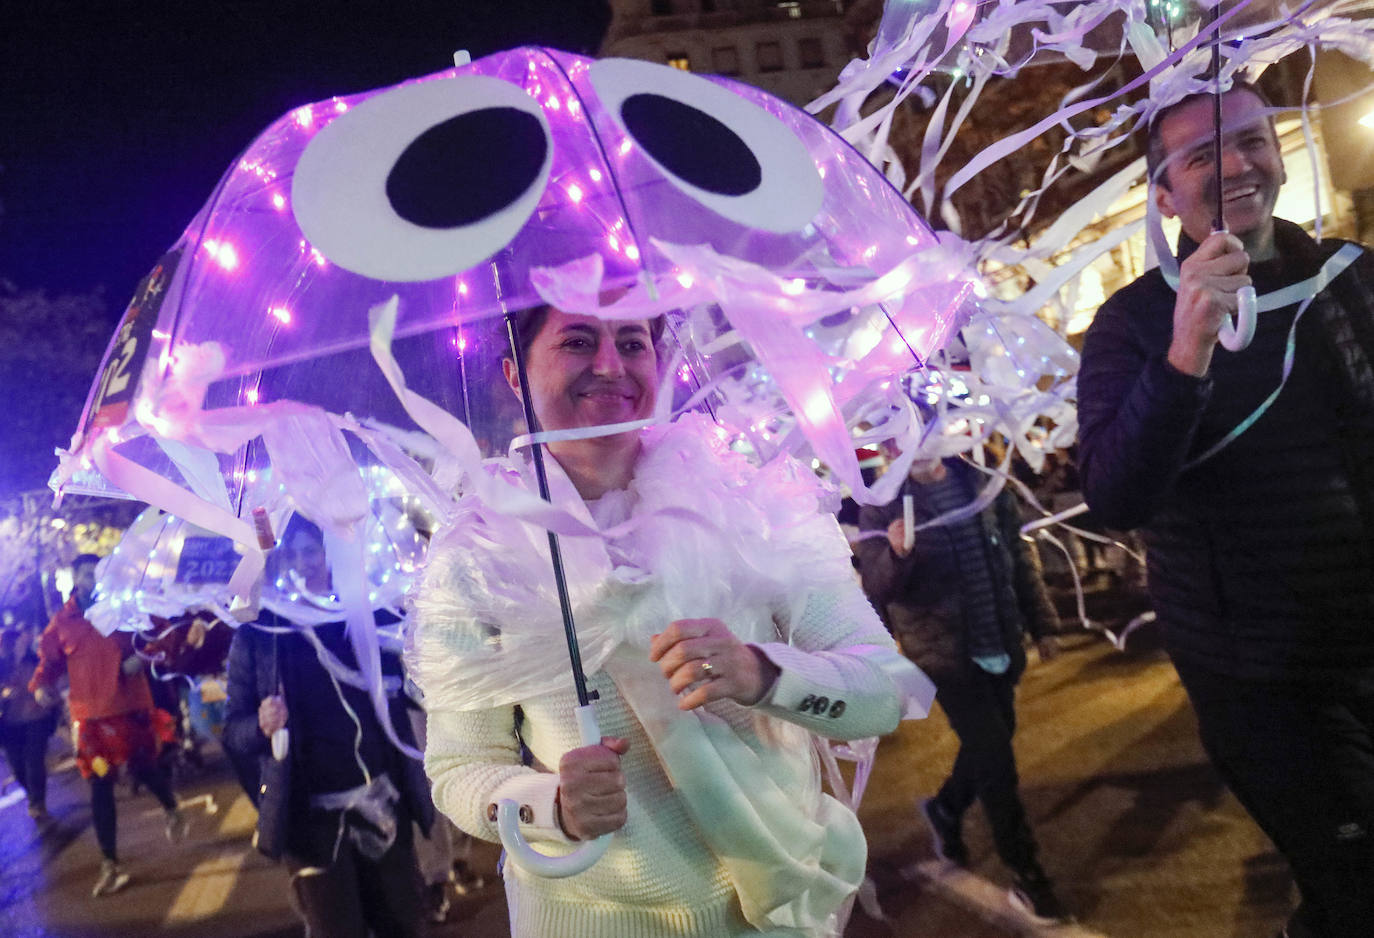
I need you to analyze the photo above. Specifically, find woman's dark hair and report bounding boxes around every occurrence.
[72,553,101,572]
[279,514,324,548]
[502,304,667,363]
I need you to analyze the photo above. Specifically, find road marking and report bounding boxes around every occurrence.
[163,792,256,924]
[164,851,248,921]
[179,792,221,817]
[903,860,1112,937]
[215,791,258,835]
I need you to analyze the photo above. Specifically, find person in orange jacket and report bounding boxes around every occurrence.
[29,554,187,898]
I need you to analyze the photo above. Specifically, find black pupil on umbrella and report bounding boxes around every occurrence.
[620,93,762,197]
[386,107,546,229]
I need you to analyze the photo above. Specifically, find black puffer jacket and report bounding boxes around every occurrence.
[223,614,435,864]
[855,463,1059,686]
[1077,219,1374,688]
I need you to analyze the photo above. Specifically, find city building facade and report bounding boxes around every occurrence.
[602,0,854,108]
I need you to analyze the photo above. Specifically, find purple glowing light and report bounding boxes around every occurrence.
[204,240,240,272]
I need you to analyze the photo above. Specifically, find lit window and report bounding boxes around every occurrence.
[667,53,691,71]
[756,41,783,73]
[799,37,824,69]
[778,1,802,19]
[712,46,740,76]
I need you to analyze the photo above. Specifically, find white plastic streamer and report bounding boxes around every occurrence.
[814,0,1374,569]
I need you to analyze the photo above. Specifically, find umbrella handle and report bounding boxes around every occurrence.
[271,727,289,761]
[497,704,612,878]
[901,494,915,552]
[1218,285,1257,352]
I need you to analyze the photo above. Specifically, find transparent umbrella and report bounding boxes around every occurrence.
[54,44,977,874]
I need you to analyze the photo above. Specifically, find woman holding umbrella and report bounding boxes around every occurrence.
[408,302,928,938]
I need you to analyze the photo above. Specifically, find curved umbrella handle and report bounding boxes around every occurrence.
[1218,285,1257,352]
[271,727,289,761]
[901,494,914,552]
[497,704,612,878]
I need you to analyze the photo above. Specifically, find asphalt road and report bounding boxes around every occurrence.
[0,624,1292,938]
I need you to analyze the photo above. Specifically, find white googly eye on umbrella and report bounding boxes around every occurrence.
[292,75,553,282]
[588,57,823,234]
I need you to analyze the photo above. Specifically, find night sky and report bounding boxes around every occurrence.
[1,0,612,308]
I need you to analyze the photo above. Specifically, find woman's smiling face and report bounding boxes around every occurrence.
[509,306,659,434]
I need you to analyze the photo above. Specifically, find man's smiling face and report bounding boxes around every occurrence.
[1154,88,1286,257]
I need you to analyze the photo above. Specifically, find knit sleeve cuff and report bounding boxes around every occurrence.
[486,772,573,845]
[751,642,919,737]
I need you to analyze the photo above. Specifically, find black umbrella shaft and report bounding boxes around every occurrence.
[504,312,595,709]
[1211,5,1225,233]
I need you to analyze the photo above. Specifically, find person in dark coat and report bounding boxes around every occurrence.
[223,520,434,938]
[856,456,1066,924]
[0,620,59,824]
[1077,83,1374,938]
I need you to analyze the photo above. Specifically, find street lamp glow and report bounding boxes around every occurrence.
[1360,108,1374,129]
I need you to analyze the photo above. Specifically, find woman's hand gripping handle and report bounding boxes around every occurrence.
[496,705,616,878]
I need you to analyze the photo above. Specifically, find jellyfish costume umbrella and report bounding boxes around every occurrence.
[54,45,968,873]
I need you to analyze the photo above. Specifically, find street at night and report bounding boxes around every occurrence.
[4,2,1371,937]
[1,623,1292,938]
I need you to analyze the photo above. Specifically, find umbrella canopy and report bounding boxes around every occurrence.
[54,46,976,607]
[87,485,426,638]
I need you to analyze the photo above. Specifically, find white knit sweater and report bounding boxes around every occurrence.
[411,418,918,937]
[423,586,904,937]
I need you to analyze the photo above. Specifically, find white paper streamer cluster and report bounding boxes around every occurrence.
[815,0,1374,513]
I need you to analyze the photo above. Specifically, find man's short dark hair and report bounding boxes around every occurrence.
[72,553,101,571]
[502,304,667,363]
[1145,80,1278,191]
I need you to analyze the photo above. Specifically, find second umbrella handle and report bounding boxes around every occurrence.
[271,727,289,761]
[901,494,915,553]
[1218,285,1257,352]
[497,704,612,878]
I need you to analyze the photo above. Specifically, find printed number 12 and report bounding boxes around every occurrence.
[99,337,138,403]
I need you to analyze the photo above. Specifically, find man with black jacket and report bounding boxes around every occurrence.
[1077,83,1374,938]
[856,456,1067,925]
